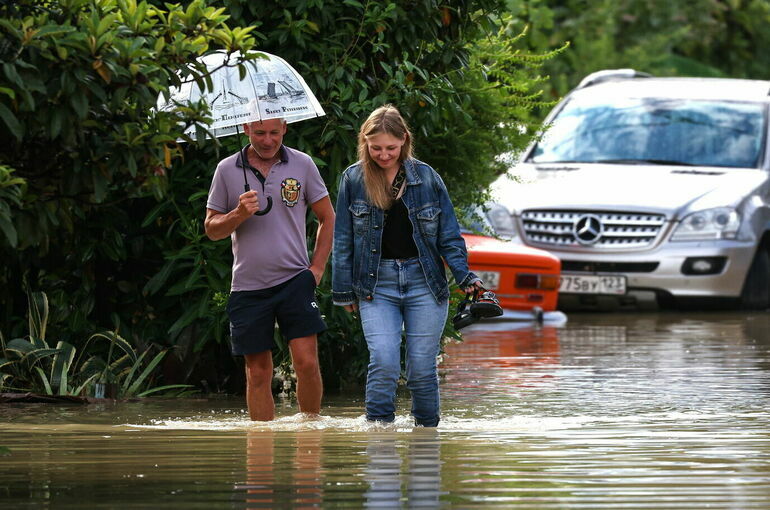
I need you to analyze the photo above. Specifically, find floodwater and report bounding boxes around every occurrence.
[2,312,770,508]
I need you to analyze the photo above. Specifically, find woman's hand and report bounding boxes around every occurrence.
[344,303,359,313]
[464,280,485,294]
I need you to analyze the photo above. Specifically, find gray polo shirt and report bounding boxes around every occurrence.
[207,145,329,291]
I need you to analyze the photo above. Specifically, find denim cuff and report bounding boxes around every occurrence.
[332,290,356,306]
[458,272,480,290]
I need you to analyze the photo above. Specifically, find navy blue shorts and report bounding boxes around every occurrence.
[226,270,326,355]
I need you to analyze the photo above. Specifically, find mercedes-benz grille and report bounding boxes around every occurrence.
[520,210,666,249]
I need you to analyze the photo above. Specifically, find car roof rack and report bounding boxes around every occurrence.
[577,69,653,89]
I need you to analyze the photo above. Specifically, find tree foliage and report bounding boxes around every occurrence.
[0,0,254,337]
[509,0,770,100]
[0,0,555,392]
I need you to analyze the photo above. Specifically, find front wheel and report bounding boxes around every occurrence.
[740,247,770,310]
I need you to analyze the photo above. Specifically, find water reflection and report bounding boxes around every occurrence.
[241,430,275,506]
[235,426,441,508]
[441,322,563,421]
[444,320,561,368]
[293,431,324,507]
[2,312,770,508]
[238,429,324,508]
[364,429,441,508]
[364,432,401,507]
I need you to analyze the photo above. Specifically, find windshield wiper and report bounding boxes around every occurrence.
[593,158,694,166]
[528,159,584,165]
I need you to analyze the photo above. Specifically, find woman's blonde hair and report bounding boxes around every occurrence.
[357,104,413,210]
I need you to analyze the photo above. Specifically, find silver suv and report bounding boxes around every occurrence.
[488,69,770,310]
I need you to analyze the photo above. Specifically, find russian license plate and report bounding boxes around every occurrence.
[475,271,500,290]
[559,274,627,295]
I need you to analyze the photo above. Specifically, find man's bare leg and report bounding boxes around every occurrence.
[288,335,323,415]
[244,351,275,421]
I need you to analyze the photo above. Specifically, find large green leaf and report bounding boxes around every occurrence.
[0,213,17,248]
[0,372,12,390]
[18,348,60,368]
[51,341,76,395]
[27,291,48,344]
[87,331,138,364]
[34,366,53,395]
[137,383,195,397]
[125,350,167,397]
[143,260,176,296]
[0,100,22,141]
[6,338,34,354]
[119,350,148,396]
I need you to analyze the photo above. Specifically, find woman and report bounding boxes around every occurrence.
[332,105,482,427]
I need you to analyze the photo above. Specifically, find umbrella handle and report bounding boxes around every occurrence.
[243,183,273,216]
[254,196,272,216]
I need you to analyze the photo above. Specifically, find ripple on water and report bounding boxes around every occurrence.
[125,409,770,436]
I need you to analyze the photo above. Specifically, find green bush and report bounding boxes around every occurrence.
[1,0,555,392]
[0,290,192,397]
[509,0,770,101]
[0,0,257,389]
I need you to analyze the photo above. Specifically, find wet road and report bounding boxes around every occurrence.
[1,312,769,508]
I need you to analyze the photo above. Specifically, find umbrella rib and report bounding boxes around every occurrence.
[280,55,322,119]
[244,58,263,125]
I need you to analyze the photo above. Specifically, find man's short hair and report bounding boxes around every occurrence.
[246,118,286,127]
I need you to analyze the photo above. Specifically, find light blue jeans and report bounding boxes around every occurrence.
[359,258,449,427]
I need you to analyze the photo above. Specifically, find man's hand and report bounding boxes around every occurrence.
[204,192,259,241]
[237,190,260,216]
[309,265,323,286]
[344,303,359,313]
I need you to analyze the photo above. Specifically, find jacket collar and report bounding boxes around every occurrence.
[403,158,422,185]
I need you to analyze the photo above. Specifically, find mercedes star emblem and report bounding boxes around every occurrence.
[574,214,603,245]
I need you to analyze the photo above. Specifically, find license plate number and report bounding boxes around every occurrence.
[475,271,500,290]
[559,274,627,295]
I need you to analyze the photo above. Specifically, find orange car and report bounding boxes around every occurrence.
[463,233,562,315]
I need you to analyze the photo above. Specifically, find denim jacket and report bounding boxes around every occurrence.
[332,158,478,305]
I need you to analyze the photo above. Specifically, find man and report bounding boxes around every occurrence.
[205,118,334,421]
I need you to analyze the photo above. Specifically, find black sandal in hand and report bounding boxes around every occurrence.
[470,290,504,318]
[452,287,504,330]
[452,293,478,330]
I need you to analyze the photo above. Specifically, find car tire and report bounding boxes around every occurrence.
[740,247,770,310]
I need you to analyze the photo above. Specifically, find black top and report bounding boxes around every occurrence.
[381,167,419,258]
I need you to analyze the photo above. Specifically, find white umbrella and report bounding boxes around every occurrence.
[158,50,325,215]
[158,50,325,138]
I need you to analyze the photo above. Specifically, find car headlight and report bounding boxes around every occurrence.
[485,203,517,238]
[671,207,740,241]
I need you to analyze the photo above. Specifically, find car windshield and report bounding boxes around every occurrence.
[529,96,767,168]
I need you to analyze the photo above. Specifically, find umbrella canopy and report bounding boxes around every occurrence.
[158,50,325,138]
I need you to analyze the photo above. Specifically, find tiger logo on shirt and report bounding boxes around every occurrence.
[281,178,301,207]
